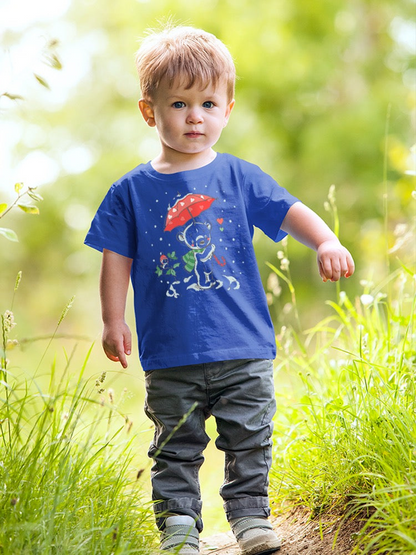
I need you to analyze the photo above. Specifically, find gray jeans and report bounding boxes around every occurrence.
[144,358,276,532]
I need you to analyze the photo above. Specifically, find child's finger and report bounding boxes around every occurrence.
[124,330,132,357]
[117,345,128,368]
[103,339,128,368]
[319,260,329,282]
[321,257,341,282]
[344,254,355,278]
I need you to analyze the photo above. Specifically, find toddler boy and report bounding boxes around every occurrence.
[85,25,354,555]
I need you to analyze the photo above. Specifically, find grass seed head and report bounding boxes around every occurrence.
[2,311,16,333]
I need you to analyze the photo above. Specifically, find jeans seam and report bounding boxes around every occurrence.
[261,400,273,496]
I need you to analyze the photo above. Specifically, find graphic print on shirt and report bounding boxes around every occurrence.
[156,192,240,296]
[155,252,180,277]
[177,221,216,290]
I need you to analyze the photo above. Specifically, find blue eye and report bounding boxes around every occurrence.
[203,101,214,109]
[172,101,185,109]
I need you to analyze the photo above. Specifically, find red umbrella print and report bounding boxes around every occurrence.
[164,193,216,232]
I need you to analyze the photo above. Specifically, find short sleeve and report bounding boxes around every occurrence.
[243,163,300,242]
[84,183,137,258]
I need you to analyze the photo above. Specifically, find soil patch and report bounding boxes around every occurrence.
[200,508,367,554]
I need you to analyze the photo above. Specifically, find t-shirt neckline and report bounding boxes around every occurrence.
[144,153,222,181]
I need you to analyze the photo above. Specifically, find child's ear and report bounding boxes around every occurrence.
[223,99,235,127]
[138,99,156,127]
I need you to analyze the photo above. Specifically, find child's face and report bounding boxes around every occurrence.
[139,77,234,165]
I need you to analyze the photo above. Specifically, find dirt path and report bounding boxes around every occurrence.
[200,509,365,555]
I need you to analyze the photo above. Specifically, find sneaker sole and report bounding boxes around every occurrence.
[240,538,281,555]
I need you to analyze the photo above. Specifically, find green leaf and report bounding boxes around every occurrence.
[0,228,19,242]
[18,204,40,215]
[27,191,43,202]
[34,74,50,89]
[325,398,344,412]
[300,395,313,406]
[396,259,415,277]
[44,53,62,70]
[1,92,24,101]
[0,203,7,215]
[14,182,24,194]
[265,262,295,294]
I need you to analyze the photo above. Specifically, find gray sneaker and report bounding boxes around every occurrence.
[230,517,281,555]
[160,515,200,554]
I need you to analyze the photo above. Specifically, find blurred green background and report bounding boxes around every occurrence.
[1,0,415,534]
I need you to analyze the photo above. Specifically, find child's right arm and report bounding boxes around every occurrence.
[100,249,133,368]
[281,202,355,282]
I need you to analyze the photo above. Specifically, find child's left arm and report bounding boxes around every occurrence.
[281,202,355,282]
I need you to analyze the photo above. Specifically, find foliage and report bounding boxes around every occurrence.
[0,37,61,243]
[269,231,416,553]
[0,182,42,242]
[0,1,415,550]
[1,0,415,331]
[0,282,158,554]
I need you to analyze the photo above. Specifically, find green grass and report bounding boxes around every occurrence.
[2,176,415,554]
[269,264,416,554]
[0,303,158,554]
[2,271,414,555]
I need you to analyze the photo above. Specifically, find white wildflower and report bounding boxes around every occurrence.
[267,273,282,297]
[394,223,408,237]
[283,303,292,315]
[360,294,374,306]
[360,280,373,288]
[280,257,290,271]
[6,339,19,349]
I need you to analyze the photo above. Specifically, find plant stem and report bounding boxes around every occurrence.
[383,103,391,277]
[0,191,26,220]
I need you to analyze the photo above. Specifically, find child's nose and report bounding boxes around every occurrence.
[186,108,203,124]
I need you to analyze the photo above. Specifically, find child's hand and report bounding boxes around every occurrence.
[317,240,355,282]
[102,321,132,368]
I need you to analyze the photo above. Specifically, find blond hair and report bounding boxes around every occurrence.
[135,26,236,101]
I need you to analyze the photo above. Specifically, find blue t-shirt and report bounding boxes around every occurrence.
[85,153,299,371]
